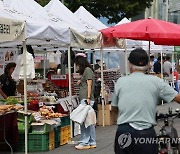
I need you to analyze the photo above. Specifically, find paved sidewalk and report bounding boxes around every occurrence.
[7,102,180,154]
[14,125,117,154]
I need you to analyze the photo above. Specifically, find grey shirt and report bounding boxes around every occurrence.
[112,72,178,130]
[79,67,95,101]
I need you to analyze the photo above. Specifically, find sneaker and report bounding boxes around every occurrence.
[75,144,90,150]
[90,145,96,149]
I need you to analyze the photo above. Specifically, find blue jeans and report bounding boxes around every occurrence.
[79,99,96,146]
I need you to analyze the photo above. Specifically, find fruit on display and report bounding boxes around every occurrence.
[42,96,56,102]
[27,91,39,97]
[29,99,39,105]
[38,105,65,119]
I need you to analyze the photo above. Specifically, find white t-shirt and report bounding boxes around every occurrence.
[163,61,172,76]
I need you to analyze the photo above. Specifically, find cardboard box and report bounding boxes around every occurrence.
[97,110,114,126]
[98,104,112,111]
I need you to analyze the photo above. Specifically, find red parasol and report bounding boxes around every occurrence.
[100,18,180,46]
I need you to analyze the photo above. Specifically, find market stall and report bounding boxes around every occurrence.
[0,16,25,153]
[0,0,102,153]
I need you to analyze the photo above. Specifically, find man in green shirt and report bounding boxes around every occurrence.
[112,48,180,154]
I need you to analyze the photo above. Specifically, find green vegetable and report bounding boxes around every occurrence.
[5,97,19,105]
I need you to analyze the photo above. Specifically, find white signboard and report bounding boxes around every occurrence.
[0,48,18,75]
[51,75,67,80]
[0,17,25,42]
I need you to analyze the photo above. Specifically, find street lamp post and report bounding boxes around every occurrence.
[163,0,169,21]
[166,0,169,21]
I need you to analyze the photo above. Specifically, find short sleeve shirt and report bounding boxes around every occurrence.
[112,72,178,129]
[163,61,172,76]
[79,67,95,101]
[0,74,16,97]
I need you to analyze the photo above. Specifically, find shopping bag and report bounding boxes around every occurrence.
[70,104,90,125]
[85,106,96,128]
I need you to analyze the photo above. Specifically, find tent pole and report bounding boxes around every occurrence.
[100,47,105,127]
[172,51,175,88]
[125,47,128,76]
[92,51,95,68]
[160,50,163,78]
[68,45,73,138]
[148,41,151,73]
[23,40,28,154]
[108,52,110,69]
[43,50,46,79]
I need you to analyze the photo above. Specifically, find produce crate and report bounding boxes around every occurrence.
[54,126,61,148]
[31,123,53,134]
[60,125,71,145]
[18,122,31,134]
[17,111,32,123]
[61,115,70,127]
[49,131,55,150]
[28,133,49,152]
[16,134,25,152]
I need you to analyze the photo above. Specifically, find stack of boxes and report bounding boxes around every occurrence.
[72,69,121,95]
[97,104,117,126]
[16,115,71,152]
[95,69,121,92]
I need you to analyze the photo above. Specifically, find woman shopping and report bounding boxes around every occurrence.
[74,54,96,150]
[0,62,16,99]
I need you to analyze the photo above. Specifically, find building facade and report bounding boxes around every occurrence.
[168,0,180,23]
[132,0,180,24]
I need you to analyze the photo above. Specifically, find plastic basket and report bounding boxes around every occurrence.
[28,133,49,152]
[18,122,31,134]
[54,126,61,148]
[31,123,53,134]
[17,111,32,123]
[60,126,71,145]
[61,115,70,127]
[16,134,25,152]
[49,131,55,150]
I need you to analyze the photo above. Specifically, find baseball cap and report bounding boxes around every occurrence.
[128,48,149,66]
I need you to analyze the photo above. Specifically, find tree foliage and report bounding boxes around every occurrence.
[36,0,153,24]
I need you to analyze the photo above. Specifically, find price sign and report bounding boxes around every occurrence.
[51,75,66,80]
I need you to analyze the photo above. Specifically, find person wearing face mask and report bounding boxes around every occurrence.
[0,62,16,99]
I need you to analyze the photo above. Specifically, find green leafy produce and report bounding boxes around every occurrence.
[5,97,19,105]
[0,98,6,102]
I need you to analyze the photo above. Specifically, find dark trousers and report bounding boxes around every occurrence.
[114,123,158,154]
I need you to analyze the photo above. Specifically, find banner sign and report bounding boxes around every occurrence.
[0,17,25,42]
[70,29,101,49]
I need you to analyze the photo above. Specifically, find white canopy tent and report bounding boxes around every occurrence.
[1,1,71,47]
[74,6,107,30]
[3,0,101,48]
[116,17,131,25]
[45,0,92,30]
[44,0,101,49]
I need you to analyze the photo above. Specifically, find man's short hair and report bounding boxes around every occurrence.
[166,56,171,61]
[128,48,149,66]
[96,59,100,63]
[157,56,165,61]
[150,55,154,59]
